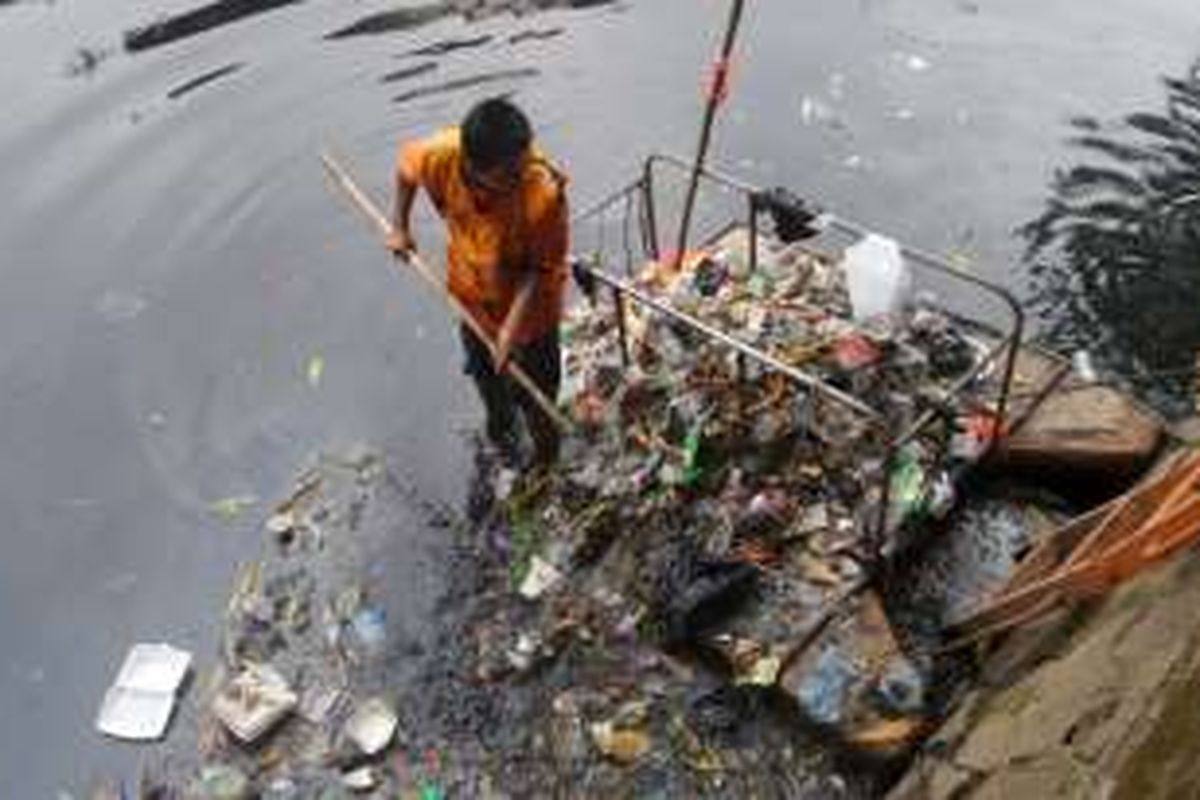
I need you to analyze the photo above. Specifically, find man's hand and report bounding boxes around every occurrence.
[385,228,416,258]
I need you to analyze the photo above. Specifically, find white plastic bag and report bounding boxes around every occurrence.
[841,233,912,321]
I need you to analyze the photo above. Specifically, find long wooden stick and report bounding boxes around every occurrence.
[319,151,573,433]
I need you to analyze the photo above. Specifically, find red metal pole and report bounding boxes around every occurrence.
[673,0,748,270]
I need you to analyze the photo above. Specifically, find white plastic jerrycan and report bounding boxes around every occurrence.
[841,233,913,322]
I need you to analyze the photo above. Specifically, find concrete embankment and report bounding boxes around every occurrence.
[890,423,1200,800]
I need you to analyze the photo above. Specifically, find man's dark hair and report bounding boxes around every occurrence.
[461,97,533,172]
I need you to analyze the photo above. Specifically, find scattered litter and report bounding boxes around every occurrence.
[419,784,446,800]
[211,664,298,743]
[341,766,378,792]
[494,467,519,502]
[306,354,325,388]
[343,697,399,755]
[263,777,299,799]
[833,333,882,370]
[349,607,388,656]
[264,509,299,549]
[210,495,257,523]
[790,645,856,726]
[589,710,652,765]
[800,96,830,126]
[96,643,192,741]
[518,555,564,600]
[265,510,295,536]
[299,683,343,725]
[849,717,925,750]
[191,765,250,800]
[1072,350,1099,383]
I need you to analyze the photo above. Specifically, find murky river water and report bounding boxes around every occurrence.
[1,0,1197,795]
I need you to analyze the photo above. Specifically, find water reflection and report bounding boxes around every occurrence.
[123,0,302,53]
[166,62,243,99]
[323,3,445,40]
[320,0,617,109]
[508,27,564,45]
[392,67,539,105]
[1023,60,1200,412]
[381,62,439,85]
[324,0,615,40]
[404,34,494,57]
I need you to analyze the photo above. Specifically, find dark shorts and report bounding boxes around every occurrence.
[459,324,562,462]
[459,324,560,393]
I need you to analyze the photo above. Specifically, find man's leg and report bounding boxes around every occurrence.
[510,330,562,466]
[459,324,519,459]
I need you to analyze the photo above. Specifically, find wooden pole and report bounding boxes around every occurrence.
[319,150,573,433]
[673,0,748,270]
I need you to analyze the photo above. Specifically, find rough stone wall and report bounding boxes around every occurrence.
[889,541,1200,800]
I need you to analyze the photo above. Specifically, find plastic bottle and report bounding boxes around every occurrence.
[841,233,913,321]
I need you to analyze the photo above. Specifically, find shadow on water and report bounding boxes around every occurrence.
[1023,58,1200,414]
[321,1,615,108]
[404,34,495,57]
[392,67,540,105]
[381,61,440,85]
[509,26,564,45]
[166,62,244,100]
[323,3,446,40]
[324,0,615,40]
[123,0,302,53]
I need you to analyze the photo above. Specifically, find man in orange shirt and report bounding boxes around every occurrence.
[387,98,568,465]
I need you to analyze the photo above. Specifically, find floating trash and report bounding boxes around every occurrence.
[306,354,325,388]
[210,495,258,523]
[344,696,399,755]
[95,643,192,741]
[211,663,298,743]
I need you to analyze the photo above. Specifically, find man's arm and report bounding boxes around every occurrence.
[387,170,418,255]
[388,141,427,256]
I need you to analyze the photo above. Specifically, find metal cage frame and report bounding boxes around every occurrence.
[571,153,1025,551]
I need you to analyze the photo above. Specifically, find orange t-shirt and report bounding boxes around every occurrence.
[398,128,569,344]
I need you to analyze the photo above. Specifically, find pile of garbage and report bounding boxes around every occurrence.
[487,226,1007,755]
[97,227,1018,798]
